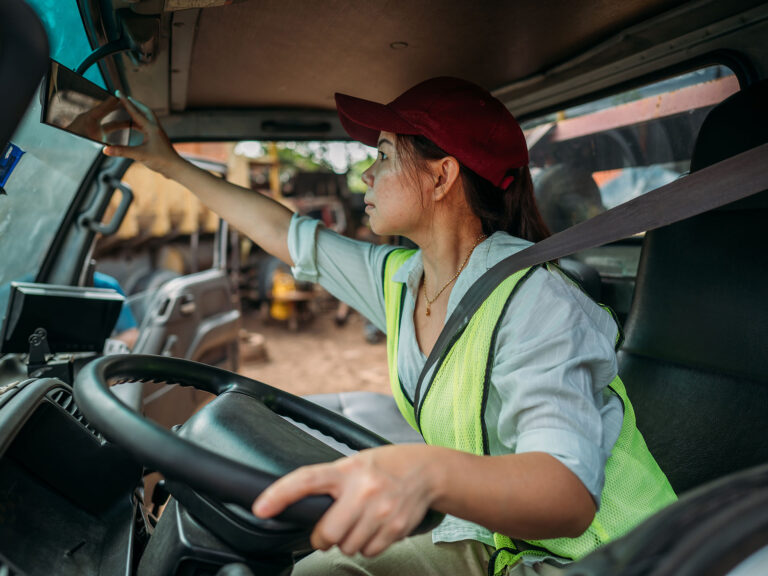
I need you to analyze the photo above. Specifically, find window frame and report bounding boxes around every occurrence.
[516,50,751,127]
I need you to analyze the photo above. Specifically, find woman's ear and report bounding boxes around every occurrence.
[430,156,461,201]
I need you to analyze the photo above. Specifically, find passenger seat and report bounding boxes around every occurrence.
[304,392,424,447]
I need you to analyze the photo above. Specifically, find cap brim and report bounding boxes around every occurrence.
[335,92,419,148]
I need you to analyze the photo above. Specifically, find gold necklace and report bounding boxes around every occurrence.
[422,233,486,317]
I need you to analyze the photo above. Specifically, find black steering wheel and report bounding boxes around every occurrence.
[74,354,443,532]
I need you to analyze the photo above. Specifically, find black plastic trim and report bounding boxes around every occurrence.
[163,108,348,142]
[37,156,132,285]
[76,0,126,93]
[46,387,103,440]
[0,378,70,457]
[35,155,105,283]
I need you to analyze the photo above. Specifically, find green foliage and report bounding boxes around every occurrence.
[269,142,375,193]
[276,144,333,172]
[347,156,375,193]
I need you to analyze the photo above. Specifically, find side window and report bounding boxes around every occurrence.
[523,65,739,234]
[521,65,739,320]
[93,158,223,297]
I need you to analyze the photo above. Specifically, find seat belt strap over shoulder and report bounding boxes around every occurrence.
[414,143,768,403]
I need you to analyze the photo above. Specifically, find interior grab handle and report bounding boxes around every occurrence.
[79,176,134,235]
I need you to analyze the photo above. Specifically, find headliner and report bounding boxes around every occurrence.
[184,0,687,109]
[111,0,767,129]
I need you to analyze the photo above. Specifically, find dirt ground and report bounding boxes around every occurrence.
[143,296,391,511]
[238,295,391,398]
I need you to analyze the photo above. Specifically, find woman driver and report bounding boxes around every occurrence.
[105,77,675,575]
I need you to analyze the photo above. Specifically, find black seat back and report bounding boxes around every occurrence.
[617,79,768,495]
[0,0,48,150]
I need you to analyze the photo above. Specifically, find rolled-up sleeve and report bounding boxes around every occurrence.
[287,214,395,332]
[487,267,622,507]
[288,214,322,282]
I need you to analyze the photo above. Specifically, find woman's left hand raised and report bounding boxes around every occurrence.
[252,444,441,557]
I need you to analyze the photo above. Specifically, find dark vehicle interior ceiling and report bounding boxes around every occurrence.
[100,0,768,132]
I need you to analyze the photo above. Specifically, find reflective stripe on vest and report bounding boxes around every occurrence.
[382,248,677,574]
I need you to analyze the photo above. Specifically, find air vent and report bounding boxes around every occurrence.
[46,388,103,440]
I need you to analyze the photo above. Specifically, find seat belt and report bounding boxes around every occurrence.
[412,142,768,419]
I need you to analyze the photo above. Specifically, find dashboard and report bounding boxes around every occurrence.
[0,361,141,576]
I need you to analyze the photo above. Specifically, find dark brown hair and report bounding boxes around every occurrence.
[396,134,550,242]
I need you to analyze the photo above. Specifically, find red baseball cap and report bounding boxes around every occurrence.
[335,77,529,189]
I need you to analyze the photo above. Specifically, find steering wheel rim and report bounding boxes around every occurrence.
[74,354,397,526]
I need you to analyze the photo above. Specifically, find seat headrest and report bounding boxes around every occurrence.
[0,0,48,150]
[690,78,768,173]
[623,77,768,381]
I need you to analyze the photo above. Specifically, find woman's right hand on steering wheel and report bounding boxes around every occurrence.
[103,91,184,178]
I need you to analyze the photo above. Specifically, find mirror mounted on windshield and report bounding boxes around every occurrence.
[41,60,134,146]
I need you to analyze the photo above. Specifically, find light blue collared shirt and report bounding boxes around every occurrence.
[288,214,623,547]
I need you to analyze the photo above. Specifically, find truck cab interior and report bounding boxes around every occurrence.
[0,1,766,575]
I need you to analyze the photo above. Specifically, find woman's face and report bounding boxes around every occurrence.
[361,131,430,237]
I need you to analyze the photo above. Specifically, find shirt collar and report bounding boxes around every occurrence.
[392,250,424,298]
[390,233,533,303]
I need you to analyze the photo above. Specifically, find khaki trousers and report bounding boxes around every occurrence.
[291,532,565,576]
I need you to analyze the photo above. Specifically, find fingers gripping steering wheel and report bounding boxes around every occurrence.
[74,354,443,532]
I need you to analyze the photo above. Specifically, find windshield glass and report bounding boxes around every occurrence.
[0,97,101,325]
[25,0,106,88]
[1,0,104,327]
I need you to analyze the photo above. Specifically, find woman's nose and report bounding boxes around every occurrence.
[361,165,374,188]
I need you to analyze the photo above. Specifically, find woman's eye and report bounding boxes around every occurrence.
[377,150,388,161]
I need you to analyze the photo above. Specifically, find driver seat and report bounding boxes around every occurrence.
[616,79,768,495]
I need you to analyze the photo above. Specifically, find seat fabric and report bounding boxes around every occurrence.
[618,79,768,494]
[303,392,424,447]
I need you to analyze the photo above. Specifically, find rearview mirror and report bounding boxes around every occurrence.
[41,59,133,146]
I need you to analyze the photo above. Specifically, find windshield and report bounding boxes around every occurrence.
[0,97,101,325]
[0,0,105,328]
[25,0,106,88]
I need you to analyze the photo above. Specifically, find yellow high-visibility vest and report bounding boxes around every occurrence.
[383,248,676,574]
